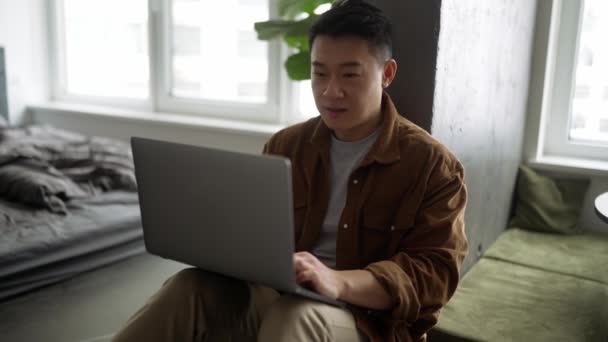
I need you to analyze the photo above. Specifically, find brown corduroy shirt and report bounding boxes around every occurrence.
[263,92,468,342]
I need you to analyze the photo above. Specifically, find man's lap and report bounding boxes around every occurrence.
[181,268,367,341]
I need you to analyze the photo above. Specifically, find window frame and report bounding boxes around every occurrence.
[49,0,299,125]
[49,0,154,111]
[540,0,608,162]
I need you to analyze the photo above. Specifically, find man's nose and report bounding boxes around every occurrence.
[323,77,345,98]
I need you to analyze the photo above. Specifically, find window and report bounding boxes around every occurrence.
[51,0,318,124]
[298,80,317,119]
[568,0,608,144]
[60,0,149,99]
[540,0,608,162]
[169,0,268,103]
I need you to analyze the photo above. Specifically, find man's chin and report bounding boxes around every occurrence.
[320,115,345,131]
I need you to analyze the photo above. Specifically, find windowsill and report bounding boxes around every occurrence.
[529,155,608,177]
[27,102,286,139]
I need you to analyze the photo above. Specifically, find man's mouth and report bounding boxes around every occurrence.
[324,107,348,114]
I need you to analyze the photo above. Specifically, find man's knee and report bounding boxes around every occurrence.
[170,268,251,313]
[164,267,211,293]
[268,295,330,324]
[259,296,332,341]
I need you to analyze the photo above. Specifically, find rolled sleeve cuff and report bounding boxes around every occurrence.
[365,260,421,324]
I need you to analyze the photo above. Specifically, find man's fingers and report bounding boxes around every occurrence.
[293,253,308,267]
[294,258,313,272]
[296,269,317,284]
[294,251,314,261]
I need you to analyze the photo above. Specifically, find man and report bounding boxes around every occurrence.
[113,1,468,341]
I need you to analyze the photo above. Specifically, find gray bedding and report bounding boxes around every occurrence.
[0,125,144,299]
[0,192,141,276]
[0,191,144,300]
[0,125,135,213]
[0,239,144,299]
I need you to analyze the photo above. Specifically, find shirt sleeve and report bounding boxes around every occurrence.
[364,156,468,331]
[262,131,281,155]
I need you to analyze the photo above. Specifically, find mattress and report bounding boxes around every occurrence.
[0,191,144,299]
[0,239,144,299]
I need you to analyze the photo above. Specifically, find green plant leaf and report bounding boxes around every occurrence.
[282,14,319,50]
[254,20,298,40]
[254,15,316,40]
[255,1,333,82]
[286,15,317,38]
[284,35,309,50]
[285,51,311,81]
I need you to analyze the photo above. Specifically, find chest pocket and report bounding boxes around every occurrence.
[360,207,414,264]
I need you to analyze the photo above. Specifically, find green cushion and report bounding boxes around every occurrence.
[484,228,608,285]
[436,258,608,342]
[509,165,590,234]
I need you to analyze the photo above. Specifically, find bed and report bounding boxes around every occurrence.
[0,124,145,300]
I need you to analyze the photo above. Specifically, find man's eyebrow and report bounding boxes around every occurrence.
[339,62,362,67]
[311,61,362,67]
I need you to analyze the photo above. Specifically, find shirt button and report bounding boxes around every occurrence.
[353,179,359,184]
[343,224,349,229]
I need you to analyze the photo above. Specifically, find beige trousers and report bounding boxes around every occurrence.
[112,268,367,342]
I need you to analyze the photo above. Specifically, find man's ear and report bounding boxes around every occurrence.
[382,59,397,88]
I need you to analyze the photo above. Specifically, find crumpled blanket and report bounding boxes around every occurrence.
[0,125,136,214]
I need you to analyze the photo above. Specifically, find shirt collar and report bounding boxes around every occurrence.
[310,91,401,165]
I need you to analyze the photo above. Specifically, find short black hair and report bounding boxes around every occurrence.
[309,0,393,62]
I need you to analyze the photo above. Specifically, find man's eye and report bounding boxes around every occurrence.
[343,73,359,78]
[313,72,326,77]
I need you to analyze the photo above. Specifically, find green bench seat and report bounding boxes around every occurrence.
[432,228,608,342]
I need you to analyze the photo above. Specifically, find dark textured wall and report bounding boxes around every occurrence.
[432,0,537,272]
[372,0,441,132]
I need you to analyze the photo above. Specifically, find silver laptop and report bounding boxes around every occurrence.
[131,137,345,308]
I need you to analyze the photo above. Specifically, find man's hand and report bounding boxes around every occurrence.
[293,252,345,300]
[293,252,395,310]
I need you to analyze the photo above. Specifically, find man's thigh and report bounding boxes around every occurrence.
[207,281,280,341]
[249,283,282,321]
[259,295,368,342]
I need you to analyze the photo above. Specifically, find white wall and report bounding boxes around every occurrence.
[0,0,49,124]
[31,107,272,154]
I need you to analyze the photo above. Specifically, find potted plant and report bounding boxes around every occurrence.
[254,0,336,81]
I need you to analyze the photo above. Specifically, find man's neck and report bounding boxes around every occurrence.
[333,110,383,142]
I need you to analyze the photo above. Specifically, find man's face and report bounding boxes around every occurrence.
[310,35,395,141]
